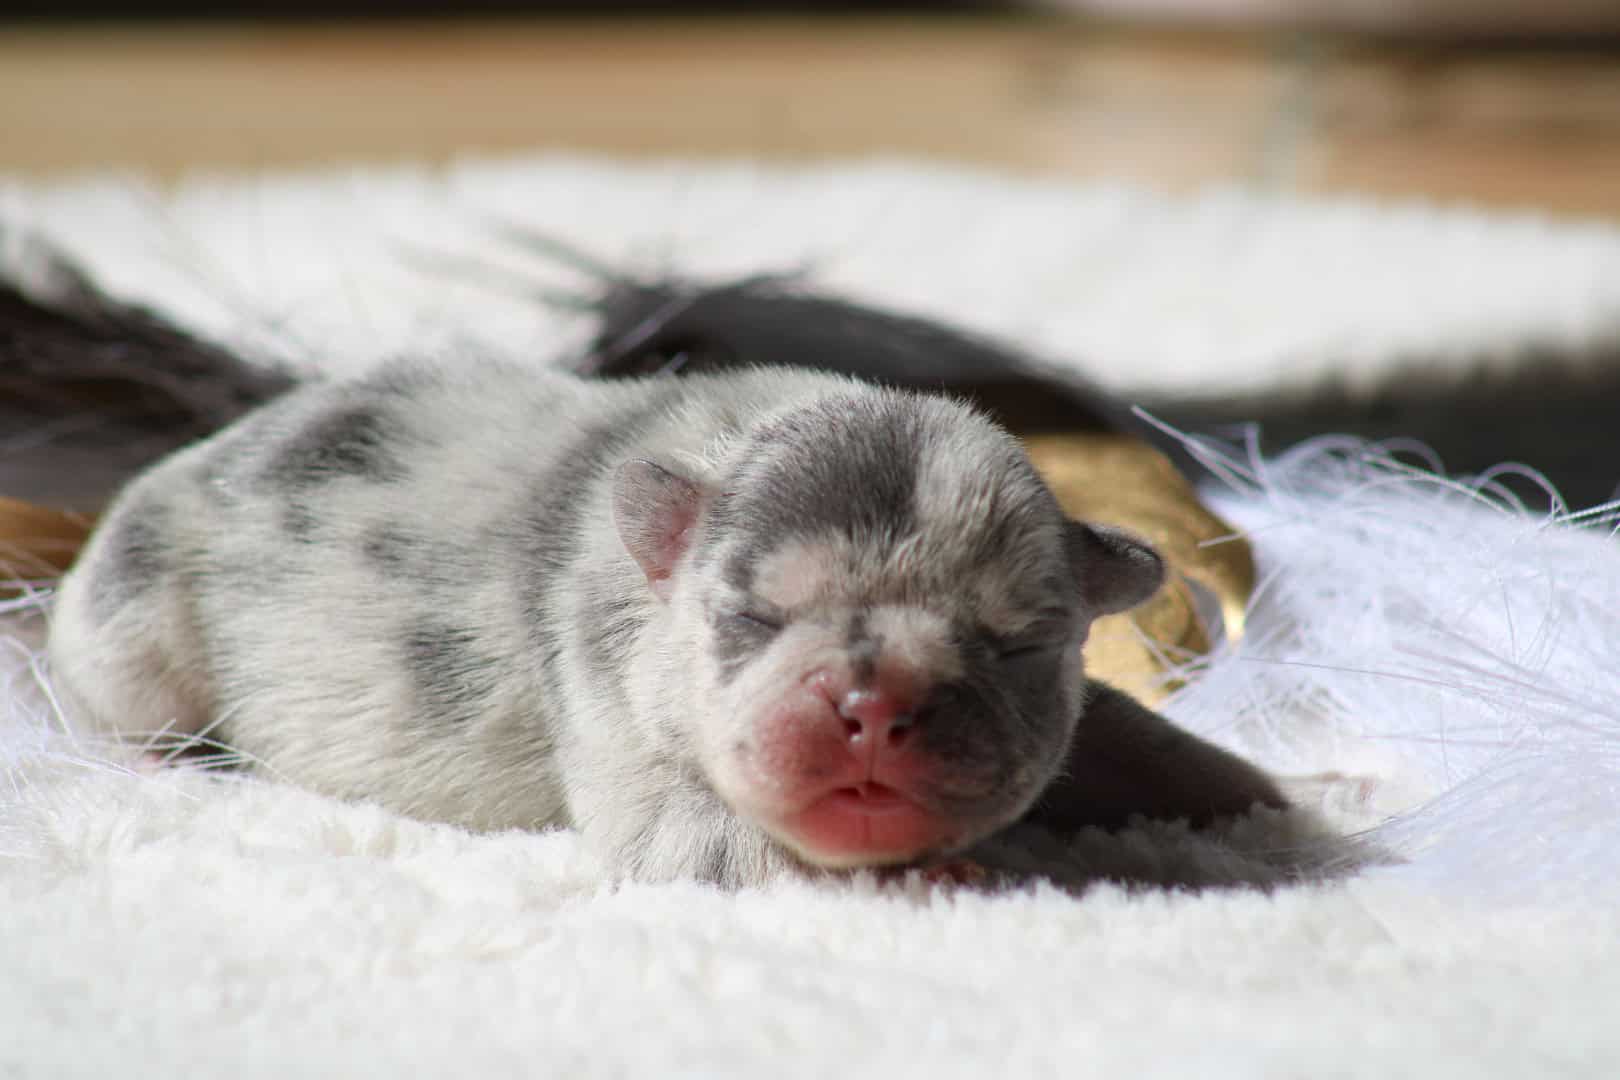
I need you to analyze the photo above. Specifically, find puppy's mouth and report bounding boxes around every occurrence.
[779,780,959,867]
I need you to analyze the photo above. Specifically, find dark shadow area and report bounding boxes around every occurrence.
[1157,357,1620,512]
[964,804,1384,897]
[0,233,295,509]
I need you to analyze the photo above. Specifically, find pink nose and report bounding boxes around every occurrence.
[837,688,917,750]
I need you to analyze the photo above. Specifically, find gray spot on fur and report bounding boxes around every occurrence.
[514,393,680,701]
[90,502,169,620]
[710,393,922,566]
[921,649,1069,808]
[360,522,465,591]
[361,523,413,573]
[264,403,405,490]
[845,612,879,683]
[402,619,502,727]
[282,502,317,541]
[720,549,755,597]
[710,609,780,683]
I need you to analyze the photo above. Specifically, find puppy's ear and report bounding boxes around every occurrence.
[612,459,714,602]
[1065,522,1165,615]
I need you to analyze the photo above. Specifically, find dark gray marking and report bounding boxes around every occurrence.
[845,612,879,684]
[904,643,1070,815]
[975,616,1069,660]
[515,396,680,585]
[510,388,684,704]
[263,401,406,490]
[697,839,730,886]
[1066,523,1165,615]
[708,393,924,572]
[184,544,297,604]
[90,502,169,620]
[402,618,502,727]
[360,522,466,590]
[361,523,414,574]
[720,548,755,598]
[282,502,317,541]
[710,609,781,684]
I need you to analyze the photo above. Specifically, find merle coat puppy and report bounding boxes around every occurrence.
[48,359,1284,885]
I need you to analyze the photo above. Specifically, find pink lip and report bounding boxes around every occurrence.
[782,782,953,864]
[819,782,916,814]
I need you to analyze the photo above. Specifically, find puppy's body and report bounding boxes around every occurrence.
[50,360,1282,886]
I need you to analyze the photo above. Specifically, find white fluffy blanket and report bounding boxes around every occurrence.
[4,159,1620,1076]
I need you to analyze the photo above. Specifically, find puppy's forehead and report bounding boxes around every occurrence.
[729,391,925,545]
[913,426,1048,534]
[708,389,1068,626]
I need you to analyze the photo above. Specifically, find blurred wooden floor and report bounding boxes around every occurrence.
[2,16,1619,219]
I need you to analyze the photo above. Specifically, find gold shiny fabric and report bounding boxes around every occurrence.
[0,495,96,586]
[1024,434,1256,703]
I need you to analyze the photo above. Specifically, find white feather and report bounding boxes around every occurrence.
[1157,427,1620,903]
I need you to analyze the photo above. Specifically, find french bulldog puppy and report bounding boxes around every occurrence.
[48,359,1285,885]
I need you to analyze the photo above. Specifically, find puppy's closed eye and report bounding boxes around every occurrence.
[729,610,784,633]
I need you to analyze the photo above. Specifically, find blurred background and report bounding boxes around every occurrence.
[3,1,1619,510]
[2,2,1618,220]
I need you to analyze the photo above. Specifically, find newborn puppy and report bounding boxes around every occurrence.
[48,360,1284,885]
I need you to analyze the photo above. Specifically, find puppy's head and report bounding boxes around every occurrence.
[613,389,1162,867]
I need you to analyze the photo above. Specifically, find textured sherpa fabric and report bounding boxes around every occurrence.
[2,158,1618,1077]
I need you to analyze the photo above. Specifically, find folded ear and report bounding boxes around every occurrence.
[613,459,713,602]
[1065,521,1165,615]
